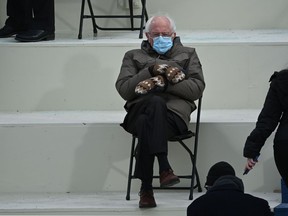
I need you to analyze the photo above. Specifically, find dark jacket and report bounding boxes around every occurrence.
[244,69,288,158]
[187,175,273,216]
[115,37,205,126]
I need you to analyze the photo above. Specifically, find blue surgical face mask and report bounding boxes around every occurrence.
[152,36,173,54]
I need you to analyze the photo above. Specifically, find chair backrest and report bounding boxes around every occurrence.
[193,96,202,153]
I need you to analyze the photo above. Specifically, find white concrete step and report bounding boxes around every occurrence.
[0,26,286,197]
[0,191,281,215]
[0,109,260,125]
[0,109,281,194]
[2,0,288,36]
[1,30,288,112]
[0,0,286,204]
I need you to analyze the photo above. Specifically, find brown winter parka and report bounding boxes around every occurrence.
[115,37,205,126]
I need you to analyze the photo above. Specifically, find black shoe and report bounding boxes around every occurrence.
[15,30,55,42]
[0,25,21,38]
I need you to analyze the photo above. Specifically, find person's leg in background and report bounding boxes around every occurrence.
[274,141,288,187]
[15,0,55,42]
[0,0,31,38]
[31,0,54,32]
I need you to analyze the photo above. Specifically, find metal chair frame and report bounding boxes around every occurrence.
[78,0,148,39]
[126,97,203,201]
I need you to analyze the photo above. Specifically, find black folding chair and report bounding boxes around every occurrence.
[78,0,148,39]
[126,97,203,201]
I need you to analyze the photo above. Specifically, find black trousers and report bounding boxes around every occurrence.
[274,141,288,187]
[122,95,188,183]
[5,0,55,32]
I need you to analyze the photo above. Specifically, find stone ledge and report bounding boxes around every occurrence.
[1,30,288,47]
[0,109,260,125]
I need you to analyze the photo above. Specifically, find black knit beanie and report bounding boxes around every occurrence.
[205,161,236,187]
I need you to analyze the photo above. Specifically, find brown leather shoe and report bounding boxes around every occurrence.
[160,169,180,187]
[139,190,157,208]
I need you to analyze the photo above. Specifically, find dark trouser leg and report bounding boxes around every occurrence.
[274,141,288,187]
[5,0,32,29]
[31,0,55,32]
[122,95,188,189]
[135,113,155,189]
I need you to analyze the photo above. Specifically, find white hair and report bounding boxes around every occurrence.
[144,15,176,33]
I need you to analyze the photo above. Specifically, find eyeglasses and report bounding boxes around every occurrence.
[148,32,174,38]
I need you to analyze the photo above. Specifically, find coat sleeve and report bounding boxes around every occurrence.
[115,50,151,101]
[243,80,283,158]
[165,49,205,102]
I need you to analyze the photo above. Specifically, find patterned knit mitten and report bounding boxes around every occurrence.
[148,64,169,76]
[135,75,166,95]
[165,66,185,84]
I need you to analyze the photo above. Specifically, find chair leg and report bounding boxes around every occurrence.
[189,162,202,200]
[138,0,147,38]
[128,0,134,30]
[178,140,202,200]
[144,6,148,22]
[190,99,202,198]
[126,136,136,200]
[87,0,98,35]
[78,0,86,39]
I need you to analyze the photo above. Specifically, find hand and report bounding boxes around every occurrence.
[245,158,257,172]
[149,64,169,76]
[149,64,185,84]
[135,75,166,95]
[165,66,185,84]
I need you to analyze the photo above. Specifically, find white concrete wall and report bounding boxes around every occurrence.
[0,121,281,193]
[1,0,288,36]
[0,0,287,194]
[0,43,288,112]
